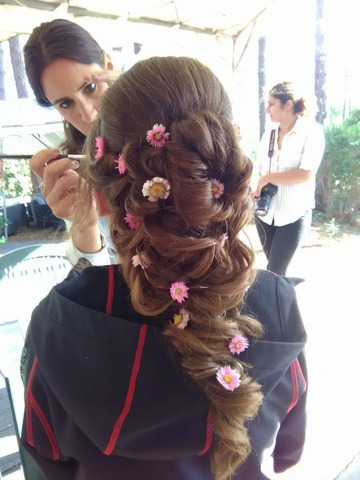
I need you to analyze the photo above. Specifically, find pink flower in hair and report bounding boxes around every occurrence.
[146,123,170,148]
[216,365,241,391]
[131,254,142,268]
[229,335,249,354]
[124,213,141,231]
[217,233,228,247]
[131,254,149,270]
[115,153,127,174]
[173,308,190,329]
[211,179,224,199]
[170,281,189,304]
[95,136,105,160]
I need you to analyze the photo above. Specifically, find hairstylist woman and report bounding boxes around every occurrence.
[24,18,120,265]
[253,81,325,275]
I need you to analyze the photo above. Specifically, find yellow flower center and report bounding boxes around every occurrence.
[150,184,166,197]
[173,314,181,325]
[224,374,232,384]
[175,288,183,295]
[236,341,242,349]
[154,133,162,140]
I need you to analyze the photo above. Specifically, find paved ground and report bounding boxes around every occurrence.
[1,222,359,479]
[245,223,360,480]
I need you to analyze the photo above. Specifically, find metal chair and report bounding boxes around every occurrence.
[0,243,72,479]
[0,243,71,335]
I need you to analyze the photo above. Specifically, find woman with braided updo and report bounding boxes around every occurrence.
[21,57,308,480]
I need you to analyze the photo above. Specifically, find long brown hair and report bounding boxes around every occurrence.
[80,56,263,479]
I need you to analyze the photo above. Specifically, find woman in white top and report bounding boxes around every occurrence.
[253,81,325,275]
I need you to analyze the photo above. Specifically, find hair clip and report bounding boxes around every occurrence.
[146,123,170,148]
[170,281,189,304]
[142,177,170,202]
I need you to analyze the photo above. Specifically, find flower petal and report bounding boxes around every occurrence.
[229,335,249,354]
[146,123,170,148]
[173,308,190,329]
[95,136,105,160]
[124,213,141,231]
[216,365,241,391]
[211,179,224,199]
[170,281,189,303]
[142,177,170,202]
[115,153,127,174]
[217,233,228,247]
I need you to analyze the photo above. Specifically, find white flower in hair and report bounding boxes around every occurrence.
[142,177,170,202]
[173,308,190,329]
[131,254,149,270]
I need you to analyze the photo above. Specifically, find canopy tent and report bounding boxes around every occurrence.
[0,0,275,157]
[0,0,273,41]
[0,99,63,156]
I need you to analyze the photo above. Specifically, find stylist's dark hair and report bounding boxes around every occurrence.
[81,56,264,480]
[269,80,307,116]
[24,19,106,152]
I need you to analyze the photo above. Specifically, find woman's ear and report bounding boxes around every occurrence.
[285,99,294,112]
[104,53,114,71]
[93,189,110,216]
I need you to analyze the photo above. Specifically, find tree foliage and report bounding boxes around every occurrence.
[316,109,360,225]
[3,159,32,199]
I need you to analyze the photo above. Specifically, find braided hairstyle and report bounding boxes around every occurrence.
[269,80,307,116]
[80,56,263,479]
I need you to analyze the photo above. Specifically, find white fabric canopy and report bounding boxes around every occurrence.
[0,0,273,41]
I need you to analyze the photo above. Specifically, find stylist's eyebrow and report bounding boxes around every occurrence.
[52,81,88,106]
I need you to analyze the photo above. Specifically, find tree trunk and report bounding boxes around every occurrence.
[31,170,43,194]
[9,35,28,99]
[258,36,266,139]
[315,0,327,125]
[0,43,5,100]
[314,0,328,211]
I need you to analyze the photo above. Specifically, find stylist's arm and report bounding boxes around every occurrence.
[30,148,102,254]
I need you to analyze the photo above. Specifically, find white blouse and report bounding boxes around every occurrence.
[255,116,325,226]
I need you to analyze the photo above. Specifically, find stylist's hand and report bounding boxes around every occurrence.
[30,149,84,220]
[30,149,102,253]
[87,69,122,87]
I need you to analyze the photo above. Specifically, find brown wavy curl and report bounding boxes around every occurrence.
[77,56,264,480]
